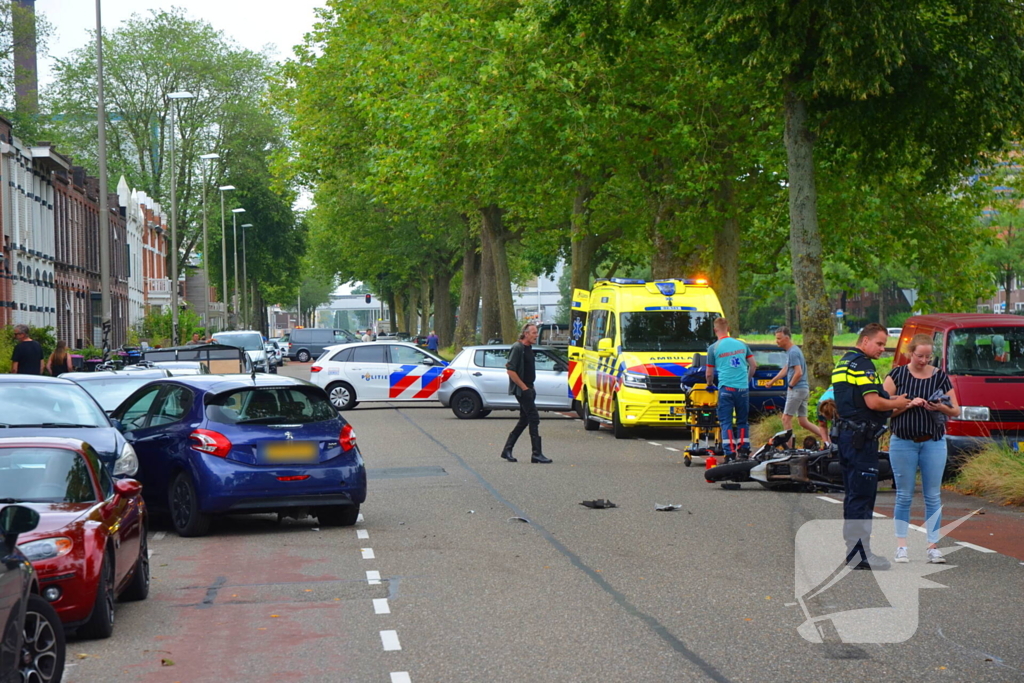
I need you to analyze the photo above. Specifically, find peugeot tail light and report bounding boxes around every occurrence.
[189,429,232,458]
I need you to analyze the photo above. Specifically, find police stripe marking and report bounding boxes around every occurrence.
[381,630,402,651]
[389,365,420,398]
[373,598,391,614]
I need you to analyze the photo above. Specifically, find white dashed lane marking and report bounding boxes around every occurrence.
[956,541,996,553]
[817,496,842,504]
[380,630,402,651]
[357,529,369,539]
[366,570,381,585]
[361,548,375,559]
[391,673,411,683]
[356,513,364,524]
[373,598,391,614]
[152,531,166,540]
[664,447,680,452]
[648,442,662,446]
[872,512,886,518]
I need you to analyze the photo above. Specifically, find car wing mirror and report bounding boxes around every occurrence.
[1,504,40,547]
[421,357,435,366]
[110,418,125,433]
[113,478,142,499]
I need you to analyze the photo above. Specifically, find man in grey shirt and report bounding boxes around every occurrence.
[769,327,823,445]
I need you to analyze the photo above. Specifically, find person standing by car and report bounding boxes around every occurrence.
[10,324,44,375]
[706,318,757,459]
[832,323,910,571]
[500,323,552,464]
[883,333,959,565]
[769,327,823,446]
[44,340,74,377]
[361,330,371,343]
[427,330,439,353]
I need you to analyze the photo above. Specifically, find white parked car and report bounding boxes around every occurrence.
[309,342,448,410]
[436,345,573,418]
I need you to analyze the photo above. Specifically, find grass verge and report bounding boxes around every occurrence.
[951,444,1024,506]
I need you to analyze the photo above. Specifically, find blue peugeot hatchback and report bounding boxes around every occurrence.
[110,375,366,537]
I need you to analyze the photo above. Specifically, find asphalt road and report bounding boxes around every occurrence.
[65,363,1024,683]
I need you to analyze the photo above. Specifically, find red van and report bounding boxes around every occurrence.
[893,314,1024,470]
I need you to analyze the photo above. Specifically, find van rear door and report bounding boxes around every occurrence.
[568,289,590,401]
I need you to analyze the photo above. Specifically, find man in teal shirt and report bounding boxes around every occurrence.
[706,317,758,458]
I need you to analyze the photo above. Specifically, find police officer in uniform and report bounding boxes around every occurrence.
[832,323,910,570]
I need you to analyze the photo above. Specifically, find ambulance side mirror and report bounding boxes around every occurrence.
[597,338,614,356]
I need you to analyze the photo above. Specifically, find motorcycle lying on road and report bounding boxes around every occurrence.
[703,429,894,492]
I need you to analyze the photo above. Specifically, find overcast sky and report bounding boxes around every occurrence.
[36,0,327,86]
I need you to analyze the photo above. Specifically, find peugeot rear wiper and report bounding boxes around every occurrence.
[16,423,100,428]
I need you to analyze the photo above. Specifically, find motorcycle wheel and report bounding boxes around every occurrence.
[703,460,757,483]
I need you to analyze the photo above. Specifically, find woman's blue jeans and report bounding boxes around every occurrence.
[889,434,947,545]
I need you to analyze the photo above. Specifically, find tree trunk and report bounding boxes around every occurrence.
[784,89,833,388]
[433,269,455,348]
[405,283,420,334]
[455,235,481,348]
[393,292,406,335]
[878,283,887,325]
[419,276,430,336]
[480,204,517,343]
[570,178,599,292]
[480,221,500,342]
[711,177,741,330]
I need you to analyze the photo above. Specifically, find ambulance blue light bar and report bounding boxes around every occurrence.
[655,282,676,296]
[597,278,711,286]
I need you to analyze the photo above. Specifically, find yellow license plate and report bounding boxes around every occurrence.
[669,406,684,416]
[261,441,317,463]
[757,379,784,387]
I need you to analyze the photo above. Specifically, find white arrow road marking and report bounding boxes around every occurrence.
[380,630,402,651]
[955,541,996,553]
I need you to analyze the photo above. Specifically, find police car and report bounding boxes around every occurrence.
[309,342,448,410]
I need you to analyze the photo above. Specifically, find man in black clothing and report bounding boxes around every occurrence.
[10,324,44,375]
[500,323,552,463]
[832,322,910,570]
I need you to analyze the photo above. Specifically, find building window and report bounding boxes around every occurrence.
[978,305,991,313]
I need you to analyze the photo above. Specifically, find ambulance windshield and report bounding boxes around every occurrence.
[619,310,718,352]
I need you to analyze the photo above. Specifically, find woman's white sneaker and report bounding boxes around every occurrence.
[895,546,909,563]
[928,548,947,564]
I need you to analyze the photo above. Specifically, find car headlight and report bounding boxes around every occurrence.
[958,406,990,421]
[623,372,648,389]
[114,441,139,476]
[19,537,73,562]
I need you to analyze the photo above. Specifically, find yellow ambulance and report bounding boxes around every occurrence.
[567,278,724,439]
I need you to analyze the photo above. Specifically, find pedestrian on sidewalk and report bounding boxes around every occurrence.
[706,317,757,458]
[883,333,960,565]
[500,323,552,464]
[832,323,910,571]
[427,330,439,353]
[769,326,823,446]
[10,324,44,375]
[44,340,74,377]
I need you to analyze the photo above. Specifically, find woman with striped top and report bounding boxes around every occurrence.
[883,334,960,564]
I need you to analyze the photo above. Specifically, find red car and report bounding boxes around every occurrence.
[0,437,148,639]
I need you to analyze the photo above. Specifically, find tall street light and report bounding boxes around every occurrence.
[167,90,195,345]
[218,185,235,329]
[199,152,220,332]
[95,0,111,352]
[231,207,245,328]
[241,223,252,328]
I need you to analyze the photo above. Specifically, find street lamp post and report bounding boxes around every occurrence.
[167,90,195,345]
[218,185,235,329]
[199,152,219,332]
[231,207,245,328]
[95,0,111,353]
[241,223,252,328]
